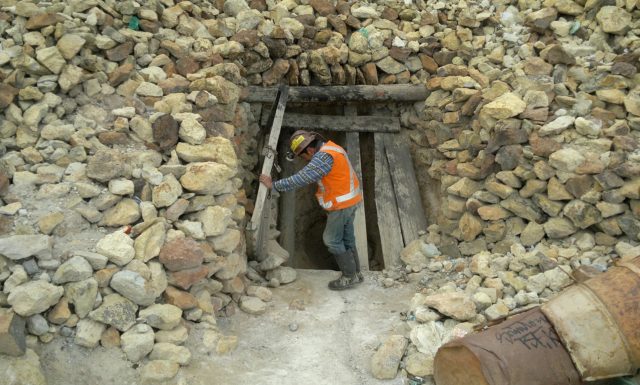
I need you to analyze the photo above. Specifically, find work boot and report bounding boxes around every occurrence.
[351,248,364,283]
[328,251,359,291]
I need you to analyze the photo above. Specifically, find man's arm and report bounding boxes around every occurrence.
[260,152,333,192]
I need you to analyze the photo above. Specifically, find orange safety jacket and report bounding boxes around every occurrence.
[316,141,363,211]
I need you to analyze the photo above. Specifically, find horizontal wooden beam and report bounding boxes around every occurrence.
[260,113,400,132]
[242,85,428,103]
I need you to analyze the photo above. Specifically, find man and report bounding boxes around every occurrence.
[259,130,364,290]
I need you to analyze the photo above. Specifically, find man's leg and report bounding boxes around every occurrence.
[342,205,363,282]
[323,208,358,290]
[323,209,346,255]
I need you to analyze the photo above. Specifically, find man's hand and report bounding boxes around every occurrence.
[259,174,273,189]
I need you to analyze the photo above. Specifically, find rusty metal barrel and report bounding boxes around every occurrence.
[433,307,582,385]
[541,256,640,381]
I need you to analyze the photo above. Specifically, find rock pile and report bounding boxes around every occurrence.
[372,224,620,381]
[368,0,640,378]
[401,0,640,259]
[0,0,318,379]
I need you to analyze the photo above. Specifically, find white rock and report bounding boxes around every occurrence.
[56,34,86,60]
[615,241,640,260]
[400,239,429,271]
[0,202,22,215]
[574,117,601,137]
[108,179,135,195]
[73,251,108,270]
[544,266,572,291]
[472,291,493,311]
[174,221,205,240]
[239,296,266,315]
[112,107,136,118]
[36,46,66,74]
[279,18,305,39]
[3,266,28,294]
[139,66,167,83]
[121,324,155,362]
[75,319,106,348]
[0,235,52,261]
[539,116,575,136]
[179,162,236,195]
[422,292,477,321]
[351,4,380,18]
[484,301,510,321]
[8,280,64,317]
[548,148,585,172]
[246,286,273,302]
[526,273,548,294]
[155,325,189,344]
[52,256,93,284]
[199,206,232,237]
[110,270,156,306]
[265,266,297,284]
[66,278,99,318]
[409,321,445,356]
[149,343,191,365]
[152,174,183,208]
[95,231,135,266]
[136,82,163,97]
[481,92,526,119]
[179,118,206,145]
[371,335,407,380]
[140,360,179,382]
[139,304,182,330]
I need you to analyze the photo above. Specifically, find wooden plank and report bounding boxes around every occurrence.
[241,84,428,103]
[277,135,296,261]
[344,105,369,271]
[374,133,404,269]
[248,85,289,259]
[259,113,400,133]
[384,134,428,246]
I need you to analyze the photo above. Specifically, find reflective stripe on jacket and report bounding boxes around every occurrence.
[316,141,363,211]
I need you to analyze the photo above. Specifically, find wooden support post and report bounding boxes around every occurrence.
[259,113,401,133]
[248,85,289,260]
[384,134,428,245]
[277,134,296,262]
[374,133,404,269]
[241,84,429,103]
[344,105,369,271]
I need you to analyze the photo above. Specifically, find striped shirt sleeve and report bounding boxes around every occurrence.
[273,151,334,192]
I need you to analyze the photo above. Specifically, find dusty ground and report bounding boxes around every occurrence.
[38,269,416,385]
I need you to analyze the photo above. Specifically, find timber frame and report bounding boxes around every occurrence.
[249,84,428,270]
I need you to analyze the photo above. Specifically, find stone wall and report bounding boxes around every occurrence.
[403,1,640,261]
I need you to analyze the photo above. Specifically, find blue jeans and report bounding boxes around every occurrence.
[322,205,358,255]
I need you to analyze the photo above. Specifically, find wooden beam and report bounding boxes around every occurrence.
[277,134,296,262]
[248,85,289,260]
[259,113,400,133]
[384,134,428,246]
[374,133,404,269]
[242,85,428,103]
[344,105,369,272]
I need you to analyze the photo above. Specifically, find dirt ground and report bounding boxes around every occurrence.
[37,269,417,385]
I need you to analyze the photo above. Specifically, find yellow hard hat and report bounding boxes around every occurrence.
[289,130,317,156]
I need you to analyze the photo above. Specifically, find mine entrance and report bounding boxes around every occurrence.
[247,85,429,272]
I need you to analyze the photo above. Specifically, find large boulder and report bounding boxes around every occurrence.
[371,335,408,379]
[179,162,236,195]
[0,235,52,261]
[8,281,64,317]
